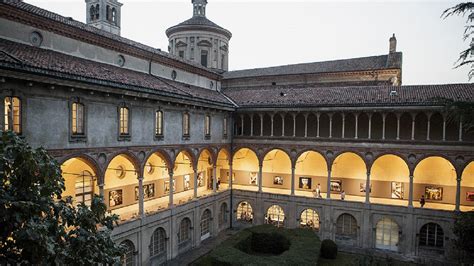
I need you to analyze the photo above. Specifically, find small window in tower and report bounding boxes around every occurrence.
[201,50,208,67]
[112,8,117,25]
[221,54,225,68]
[190,48,194,60]
[179,50,185,59]
[90,5,95,21]
[95,4,99,19]
[214,50,217,61]
[106,5,111,21]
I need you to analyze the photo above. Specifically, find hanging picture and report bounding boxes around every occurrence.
[134,184,156,201]
[299,177,312,189]
[330,180,342,192]
[226,171,235,182]
[466,192,474,201]
[197,172,204,187]
[109,189,123,207]
[273,176,283,185]
[164,179,176,194]
[359,182,371,193]
[425,186,443,200]
[249,172,258,185]
[391,182,404,199]
[184,175,191,191]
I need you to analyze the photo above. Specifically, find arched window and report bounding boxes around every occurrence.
[219,202,228,226]
[336,213,357,238]
[200,209,211,240]
[4,96,21,134]
[236,201,253,223]
[419,223,444,248]
[178,218,191,244]
[266,205,285,227]
[106,5,111,21]
[376,217,399,251]
[150,227,166,258]
[155,110,163,137]
[300,209,320,230]
[89,5,95,20]
[119,106,129,135]
[75,170,94,206]
[95,4,99,19]
[111,7,117,24]
[120,240,135,266]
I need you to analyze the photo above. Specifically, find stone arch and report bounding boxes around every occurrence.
[200,208,212,240]
[174,148,196,170]
[236,200,254,223]
[331,152,367,201]
[216,148,231,188]
[262,149,292,194]
[375,217,400,252]
[266,204,285,227]
[295,150,328,196]
[105,151,141,176]
[178,217,193,247]
[232,148,259,190]
[61,156,100,205]
[418,222,444,250]
[143,148,172,172]
[58,153,102,181]
[218,202,229,226]
[299,208,320,230]
[149,227,167,259]
[335,213,358,245]
[120,239,136,266]
[461,160,474,210]
[197,147,216,166]
[370,154,410,203]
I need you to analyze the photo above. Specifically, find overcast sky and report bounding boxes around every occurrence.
[27,0,471,85]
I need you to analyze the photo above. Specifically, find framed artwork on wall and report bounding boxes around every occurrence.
[226,171,235,182]
[359,183,372,193]
[425,186,443,200]
[197,172,204,187]
[330,180,342,192]
[466,192,474,201]
[184,175,191,191]
[164,179,176,194]
[273,176,283,185]
[249,172,258,185]
[109,189,123,207]
[391,182,404,199]
[299,177,312,189]
[134,184,155,201]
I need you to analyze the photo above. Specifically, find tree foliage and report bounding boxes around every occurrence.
[453,211,474,262]
[442,2,474,80]
[0,131,123,264]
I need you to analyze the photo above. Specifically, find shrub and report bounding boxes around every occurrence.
[320,239,338,259]
[250,232,290,255]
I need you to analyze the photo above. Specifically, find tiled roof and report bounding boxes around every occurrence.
[222,84,474,108]
[223,53,402,79]
[0,39,234,107]
[0,1,221,75]
[166,16,232,38]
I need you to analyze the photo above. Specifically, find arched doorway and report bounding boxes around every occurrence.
[300,209,320,231]
[200,209,212,240]
[174,151,194,204]
[335,213,358,246]
[232,148,259,192]
[196,149,213,197]
[143,152,169,214]
[120,240,136,266]
[216,149,230,191]
[461,162,474,211]
[331,152,367,202]
[418,223,444,256]
[262,149,291,195]
[150,227,166,263]
[414,157,456,210]
[61,157,99,206]
[178,217,192,253]
[370,155,409,206]
[266,205,285,227]
[295,151,328,198]
[375,217,399,252]
[219,202,228,227]
[236,201,253,223]
[104,154,138,221]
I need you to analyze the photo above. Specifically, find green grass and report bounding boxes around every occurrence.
[318,252,419,266]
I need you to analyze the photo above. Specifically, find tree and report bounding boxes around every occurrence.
[453,211,474,263]
[0,131,123,264]
[442,2,474,80]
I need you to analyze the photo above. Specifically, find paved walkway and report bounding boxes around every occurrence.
[168,228,240,266]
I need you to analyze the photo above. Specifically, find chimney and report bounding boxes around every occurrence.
[389,33,397,53]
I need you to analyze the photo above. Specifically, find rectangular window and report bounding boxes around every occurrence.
[119,107,129,135]
[4,96,21,134]
[201,50,208,67]
[179,50,185,58]
[155,110,163,137]
[205,115,211,137]
[223,117,228,137]
[183,112,190,137]
[71,102,85,135]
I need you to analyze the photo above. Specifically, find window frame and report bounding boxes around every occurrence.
[204,114,211,139]
[182,112,190,140]
[223,116,228,139]
[150,227,166,258]
[117,103,131,141]
[178,218,191,244]
[4,95,22,135]
[154,109,164,140]
[69,98,87,142]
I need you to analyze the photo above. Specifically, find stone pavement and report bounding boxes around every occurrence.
[168,228,241,266]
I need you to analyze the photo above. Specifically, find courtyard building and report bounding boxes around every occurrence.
[0,0,473,264]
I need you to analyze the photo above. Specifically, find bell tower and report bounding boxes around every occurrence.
[192,0,208,17]
[85,0,123,35]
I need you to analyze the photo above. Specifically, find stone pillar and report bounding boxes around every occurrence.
[138,175,145,218]
[271,114,274,137]
[382,113,386,140]
[329,113,333,138]
[250,114,254,137]
[455,173,462,211]
[282,113,286,137]
[258,163,263,193]
[365,171,370,204]
[355,113,359,139]
[260,114,264,136]
[408,174,414,207]
[396,113,401,140]
[168,170,174,207]
[411,114,416,140]
[368,113,372,139]
[316,113,320,138]
[442,115,446,141]
[326,170,331,199]
[342,113,345,139]
[426,113,432,141]
[213,165,217,193]
[229,163,233,190]
[193,168,198,199]
[240,115,244,136]
[291,167,295,196]
[304,113,308,138]
[459,119,463,141]
[292,113,296,137]
[99,183,105,198]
